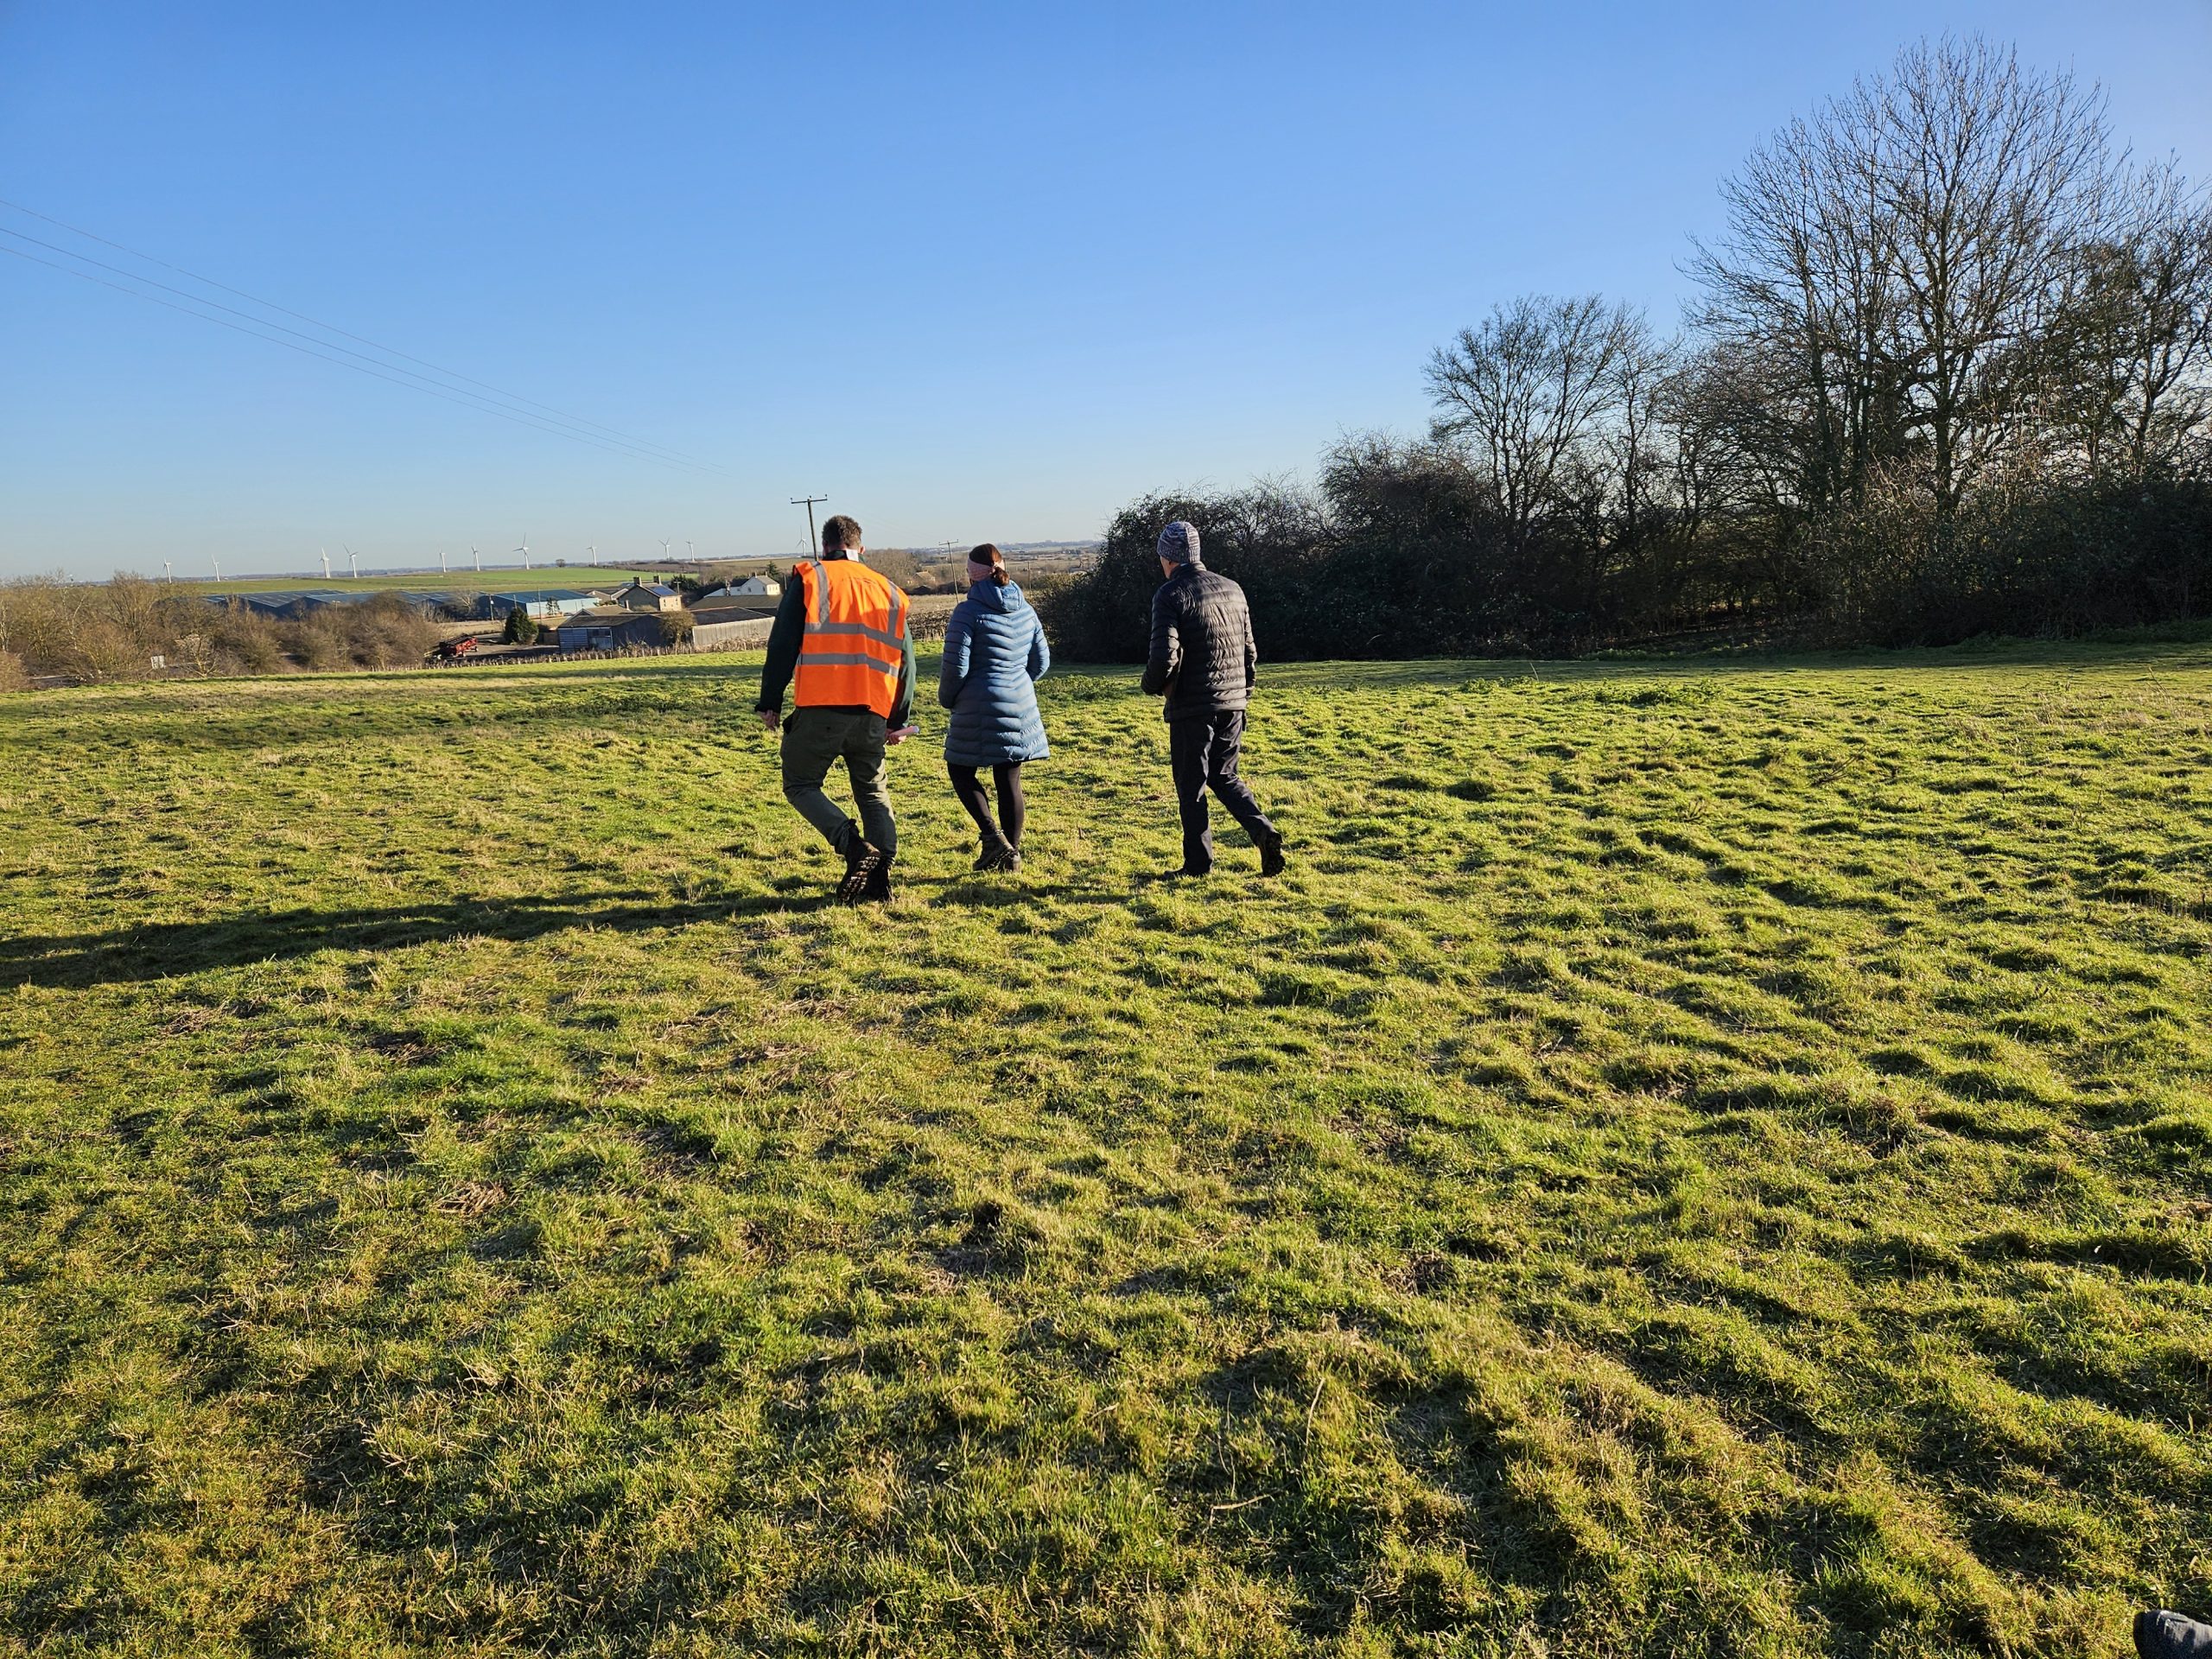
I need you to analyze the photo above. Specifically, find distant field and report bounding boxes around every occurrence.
[3,643,2209,1656]
[181,565,720,596]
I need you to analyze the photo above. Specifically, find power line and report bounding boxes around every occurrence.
[791,494,828,550]
[0,241,716,471]
[0,224,714,474]
[0,201,724,474]
[0,195,713,467]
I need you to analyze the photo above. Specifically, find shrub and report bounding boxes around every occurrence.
[504,607,540,645]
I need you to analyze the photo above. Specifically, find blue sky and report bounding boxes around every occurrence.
[3,2,2207,579]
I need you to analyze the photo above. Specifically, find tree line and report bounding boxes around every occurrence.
[1045,38,2212,660]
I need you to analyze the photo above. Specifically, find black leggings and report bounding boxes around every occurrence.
[947,762,1026,848]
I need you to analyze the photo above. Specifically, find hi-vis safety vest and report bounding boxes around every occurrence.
[792,556,909,719]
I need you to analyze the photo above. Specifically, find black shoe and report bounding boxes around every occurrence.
[836,837,885,904]
[860,855,894,905]
[1259,832,1287,878]
[973,838,1019,872]
[2138,1609,2212,1657]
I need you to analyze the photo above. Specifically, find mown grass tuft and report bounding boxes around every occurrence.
[3,639,2210,1656]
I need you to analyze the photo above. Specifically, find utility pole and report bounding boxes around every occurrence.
[790,494,828,554]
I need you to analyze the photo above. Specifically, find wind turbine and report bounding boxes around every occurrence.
[320,547,332,581]
[658,537,671,562]
[439,548,448,574]
[472,545,481,573]
[685,539,695,561]
[162,561,173,583]
[212,556,222,582]
[515,533,531,573]
[344,545,360,580]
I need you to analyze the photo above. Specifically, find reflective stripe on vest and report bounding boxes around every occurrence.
[793,557,908,718]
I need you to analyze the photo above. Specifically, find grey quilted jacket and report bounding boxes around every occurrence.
[1141,563,1257,721]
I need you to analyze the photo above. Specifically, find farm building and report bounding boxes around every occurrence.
[690,575,784,626]
[696,574,780,602]
[613,580,684,613]
[480,588,603,620]
[554,611,670,652]
[691,616,775,651]
[690,600,773,627]
[205,589,459,619]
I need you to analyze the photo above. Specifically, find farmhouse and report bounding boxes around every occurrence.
[613,579,684,613]
[690,575,785,626]
[694,574,781,603]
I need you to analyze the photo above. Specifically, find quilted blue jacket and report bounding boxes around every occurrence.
[938,581,1051,766]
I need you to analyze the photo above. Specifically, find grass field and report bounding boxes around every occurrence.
[3,642,2209,1657]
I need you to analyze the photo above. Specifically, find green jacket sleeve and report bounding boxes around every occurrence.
[755,582,808,713]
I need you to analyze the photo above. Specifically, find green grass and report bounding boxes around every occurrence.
[3,643,2210,1657]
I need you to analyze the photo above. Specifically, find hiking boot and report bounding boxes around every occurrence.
[860,853,895,905]
[1259,831,1287,878]
[836,836,885,905]
[974,839,1020,873]
[2138,1609,2212,1657]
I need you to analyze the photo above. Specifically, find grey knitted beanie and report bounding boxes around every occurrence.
[1156,520,1201,565]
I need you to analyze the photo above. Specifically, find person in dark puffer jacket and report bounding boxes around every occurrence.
[938,543,1051,870]
[1140,520,1285,878]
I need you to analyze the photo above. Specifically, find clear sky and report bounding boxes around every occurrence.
[3,1,2207,580]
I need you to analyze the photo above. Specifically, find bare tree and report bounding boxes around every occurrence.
[1604,315,1678,555]
[1426,294,1639,537]
[2052,161,2212,476]
[1693,36,2118,514]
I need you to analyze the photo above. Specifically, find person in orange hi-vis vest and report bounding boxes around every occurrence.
[756,513,917,903]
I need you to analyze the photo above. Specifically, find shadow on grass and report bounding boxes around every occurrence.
[0,888,821,988]
[3,876,1140,987]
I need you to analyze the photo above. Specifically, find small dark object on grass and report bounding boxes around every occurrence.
[2139,1609,2212,1657]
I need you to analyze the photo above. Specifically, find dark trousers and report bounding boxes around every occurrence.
[1167,711,1275,874]
[947,762,1027,849]
[781,708,895,856]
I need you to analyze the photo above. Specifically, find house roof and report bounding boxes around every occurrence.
[492,588,595,603]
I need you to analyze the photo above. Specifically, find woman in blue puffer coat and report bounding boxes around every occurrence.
[938,543,1050,870]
